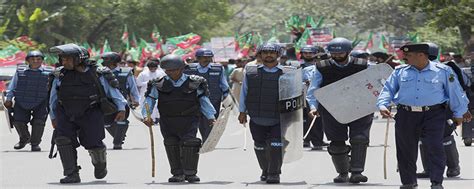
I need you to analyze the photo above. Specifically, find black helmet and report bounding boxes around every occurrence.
[257,43,281,56]
[350,50,369,59]
[25,50,44,60]
[49,43,88,66]
[195,48,214,57]
[101,52,121,65]
[146,58,160,68]
[160,54,185,70]
[300,45,318,53]
[327,37,353,53]
[426,42,439,61]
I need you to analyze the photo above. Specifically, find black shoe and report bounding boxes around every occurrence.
[168,174,185,182]
[113,144,122,150]
[14,141,29,150]
[185,175,200,183]
[446,166,460,177]
[311,146,323,151]
[60,172,81,184]
[349,173,368,183]
[333,173,349,183]
[94,164,107,179]
[260,171,267,181]
[31,145,41,152]
[400,183,418,189]
[303,141,311,148]
[431,183,444,189]
[416,171,430,178]
[266,174,280,184]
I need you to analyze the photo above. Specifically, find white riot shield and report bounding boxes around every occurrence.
[1,92,13,133]
[314,63,393,124]
[199,95,234,154]
[279,68,304,163]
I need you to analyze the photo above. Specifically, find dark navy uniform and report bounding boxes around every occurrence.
[184,62,229,142]
[49,44,127,184]
[377,44,469,189]
[142,54,216,183]
[6,64,53,151]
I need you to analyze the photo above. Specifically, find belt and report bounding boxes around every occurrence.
[397,103,446,112]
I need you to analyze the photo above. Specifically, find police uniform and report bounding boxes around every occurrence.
[184,59,229,142]
[104,66,140,149]
[6,62,53,151]
[143,54,216,183]
[49,44,127,184]
[376,44,469,189]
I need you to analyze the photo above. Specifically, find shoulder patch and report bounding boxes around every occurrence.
[315,59,331,68]
[244,64,258,74]
[353,58,368,66]
[449,74,455,82]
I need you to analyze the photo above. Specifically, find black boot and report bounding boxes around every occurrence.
[182,138,201,183]
[55,136,81,184]
[13,122,30,150]
[416,141,430,178]
[431,182,444,189]
[254,143,268,181]
[164,140,184,182]
[88,147,107,179]
[113,124,129,150]
[444,135,460,177]
[349,136,368,183]
[266,139,282,184]
[328,143,350,183]
[30,120,45,152]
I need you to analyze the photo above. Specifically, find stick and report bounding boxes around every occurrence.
[383,117,390,179]
[303,116,318,140]
[243,123,247,151]
[145,103,156,178]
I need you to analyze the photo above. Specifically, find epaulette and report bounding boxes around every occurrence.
[394,64,409,70]
[315,59,331,68]
[353,58,368,66]
[96,66,119,88]
[436,62,451,71]
[244,64,259,74]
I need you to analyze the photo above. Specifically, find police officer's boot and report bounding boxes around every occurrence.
[181,138,201,183]
[55,136,81,184]
[88,147,107,179]
[30,120,45,151]
[328,143,350,183]
[444,135,460,177]
[164,138,185,182]
[254,142,268,181]
[266,139,282,184]
[13,122,30,150]
[113,122,129,150]
[416,141,430,178]
[349,136,368,183]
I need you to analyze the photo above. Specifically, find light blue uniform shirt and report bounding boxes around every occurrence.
[376,61,469,118]
[6,66,47,101]
[142,74,216,120]
[196,63,230,97]
[306,58,356,110]
[239,64,284,126]
[112,67,140,102]
[49,67,128,120]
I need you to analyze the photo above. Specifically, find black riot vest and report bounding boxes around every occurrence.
[184,63,223,112]
[245,66,282,119]
[157,78,200,117]
[112,67,133,98]
[316,58,367,87]
[57,67,101,118]
[15,65,53,109]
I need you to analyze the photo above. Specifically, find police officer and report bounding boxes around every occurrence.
[4,50,53,151]
[100,52,140,150]
[184,48,229,142]
[142,54,216,183]
[49,44,127,183]
[238,43,296,184]
[376,43,471,189]
[300,45,327,150]
[307,38,373,184]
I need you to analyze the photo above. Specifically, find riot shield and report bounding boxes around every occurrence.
[1,92,13,133]
[279,68,304,163]
[314,63,393,124]
[199,95,234,154]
